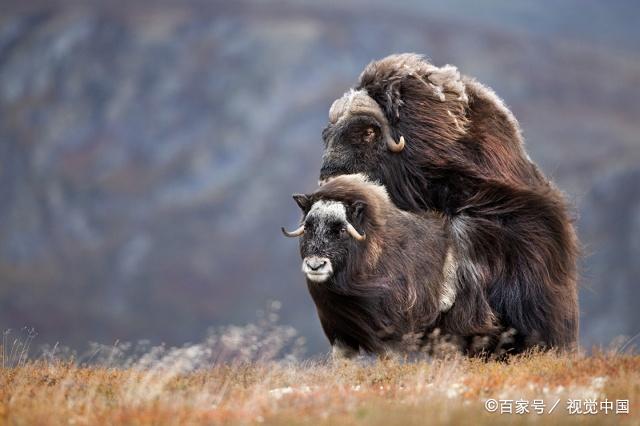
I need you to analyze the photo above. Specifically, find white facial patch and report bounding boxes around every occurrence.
[307,200,348,224]
[439,247,458,312]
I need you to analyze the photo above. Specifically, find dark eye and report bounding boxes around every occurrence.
[363,127,376,143]
[339,227,347,237]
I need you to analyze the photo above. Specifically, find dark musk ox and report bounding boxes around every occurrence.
[318,53,578,353]
[282,174,500,357]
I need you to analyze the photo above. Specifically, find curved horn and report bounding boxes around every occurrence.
[387,135,405,153]
[281,225,304,238]
[345,223,366,241]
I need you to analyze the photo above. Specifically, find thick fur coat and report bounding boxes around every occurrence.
[319,53,579,353]
[294,175,499,356]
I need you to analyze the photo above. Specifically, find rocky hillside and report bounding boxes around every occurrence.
[1,0,639,353]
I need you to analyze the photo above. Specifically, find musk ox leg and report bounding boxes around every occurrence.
[331,340,358,360]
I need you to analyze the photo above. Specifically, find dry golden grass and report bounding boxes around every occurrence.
[1,349,638,425]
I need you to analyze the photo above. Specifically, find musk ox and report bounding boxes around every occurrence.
[282,174,502,357]
[318,53,578,353]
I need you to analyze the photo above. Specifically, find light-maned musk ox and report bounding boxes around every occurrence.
[318,53,578,354]
[283,174,499,357]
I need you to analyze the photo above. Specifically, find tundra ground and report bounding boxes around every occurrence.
[1,348,638,425]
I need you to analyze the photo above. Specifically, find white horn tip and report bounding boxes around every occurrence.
[388,135,405,153]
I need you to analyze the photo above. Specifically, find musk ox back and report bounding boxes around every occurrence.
[318,53,579,352]
[282,174,504,357]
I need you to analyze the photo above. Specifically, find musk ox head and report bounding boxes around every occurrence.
[319,53,529,212]
[282,193,366,283]
[319,88,406,185]
[318,54,471,207]
[282,174,393,284]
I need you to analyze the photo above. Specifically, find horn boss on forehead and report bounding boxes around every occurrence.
[328,89,405,152]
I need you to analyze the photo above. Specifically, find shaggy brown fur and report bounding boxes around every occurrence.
[319,53,578,353]
[290,175,500,356]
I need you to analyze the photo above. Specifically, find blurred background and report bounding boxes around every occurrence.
[1,0,639,355]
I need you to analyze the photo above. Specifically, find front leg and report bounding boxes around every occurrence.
[331,339,358,360]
